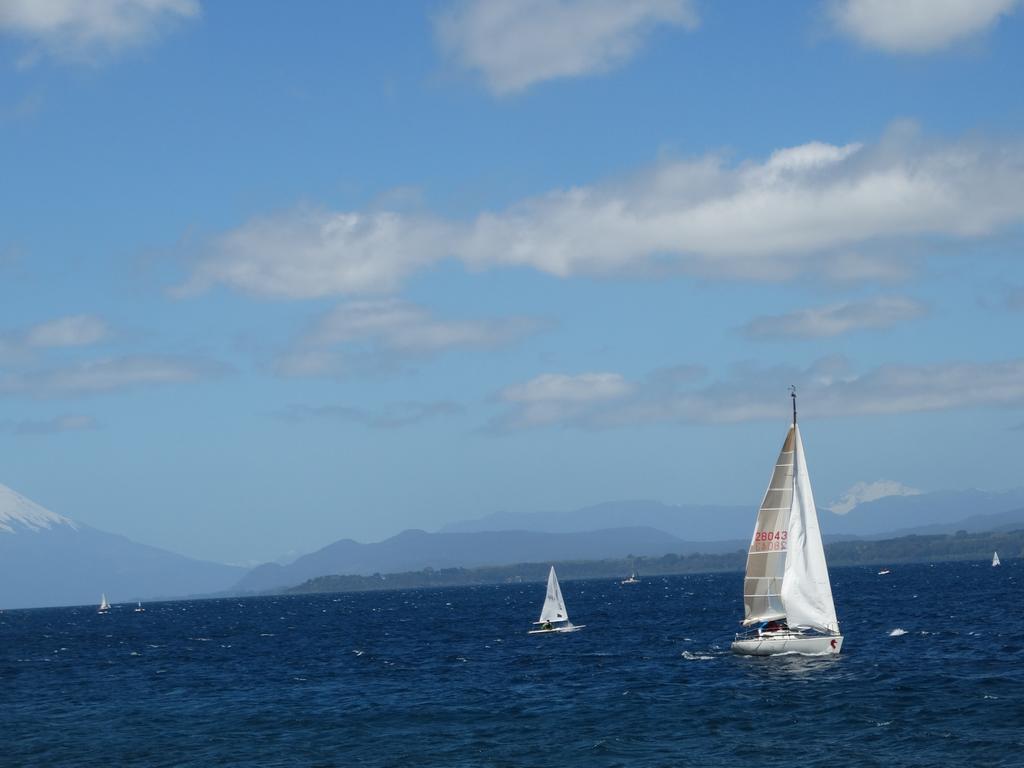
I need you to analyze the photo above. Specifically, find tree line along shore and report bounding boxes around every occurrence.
[282,528,1023,596]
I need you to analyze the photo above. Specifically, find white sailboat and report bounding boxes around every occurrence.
[528,566,583,634]
[621,570,640,585]
[98,594,110,614]
[134,601,145,613]
[732,389,843,656]
[993,551,1001,567]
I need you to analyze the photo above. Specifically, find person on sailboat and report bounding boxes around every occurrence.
[542,621,553,631]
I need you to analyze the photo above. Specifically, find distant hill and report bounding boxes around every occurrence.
[442,491,1024,541]
[440,500,752,540]
[824,489,1024,537]
[234,526,746,593]
[881,506,1024,538]
[284,528,1024,596]
[826,528,1022,567]
[0,483,246,609]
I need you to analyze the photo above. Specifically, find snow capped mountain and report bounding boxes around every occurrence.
[0,481,245,609]
[0,483,78,533]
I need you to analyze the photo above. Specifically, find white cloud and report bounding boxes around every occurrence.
[743,296,926,339]
[24,314,109,348]
[502,372,631,404]
[493,357,1024,429]
[0,0,200,61]
[0,355,219,396]
[276,299,542,377]
[435,0,697,94]
[183,128,1024,299]
[179,208,456,299]
[830,0,1020,54]
[495,372,631,428]
[1,314,109,365]
[279,401,461,429]
[0,413,97,435]
[460,128,1024,281]
[828,480,923,514]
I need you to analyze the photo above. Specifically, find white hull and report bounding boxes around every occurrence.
[528,624,584,635]
[732,632,842,656]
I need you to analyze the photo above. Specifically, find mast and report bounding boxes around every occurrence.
[790,384,797,427]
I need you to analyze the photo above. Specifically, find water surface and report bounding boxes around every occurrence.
[4,560,1021,766]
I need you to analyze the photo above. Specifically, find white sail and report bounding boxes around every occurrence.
[993,551,1001,567]
[537,566,569,623]
[99,593,110,611]
[741,428,795,626]
[779,425,839,634]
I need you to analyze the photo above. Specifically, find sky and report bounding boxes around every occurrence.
[1,0,1023,565]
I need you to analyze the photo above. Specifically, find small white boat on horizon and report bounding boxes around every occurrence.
[134,601,145,612]
[621,571,641,585]
[732,389,843,657]
[98,594,110,614]
[993,551,1001,567]
[528,566,583,634]
[877,569,891,576]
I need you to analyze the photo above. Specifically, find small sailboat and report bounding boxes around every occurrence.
[877,569,891,576]
[732,388,843,656]
[621,570,641,585]
[98,594,110,614]
[528,566,583,634]
[993,551,1001,567]
[134,601,145,613]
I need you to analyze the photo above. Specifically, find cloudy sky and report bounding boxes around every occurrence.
[1,0,1022,564]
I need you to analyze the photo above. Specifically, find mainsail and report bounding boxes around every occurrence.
[741,401,839,634]
[742,429,795,626]
[779,425,839,633]
[537,566,569,623]
[993,551,1001,567]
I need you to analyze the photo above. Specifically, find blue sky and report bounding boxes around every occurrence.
[1,0,1023,564]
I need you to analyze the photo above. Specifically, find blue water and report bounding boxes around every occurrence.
[4,560,1022,767]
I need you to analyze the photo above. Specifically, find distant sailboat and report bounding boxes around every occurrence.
[732,388,843,656]
[993,551,1001,567]
[98,594,110,614]
[528,566,583,634]
[134,601,145,613]
[621,570,641,585]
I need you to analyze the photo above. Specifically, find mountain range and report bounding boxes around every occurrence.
[5,481,1024,608]
[235,527,746,593]
[441,490,1024,541]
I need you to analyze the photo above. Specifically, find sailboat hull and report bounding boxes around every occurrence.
[731,632,842,656]
[528,624,584,635]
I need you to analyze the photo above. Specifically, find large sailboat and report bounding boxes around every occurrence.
[732,389,843,656]
[528,566,583,634]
